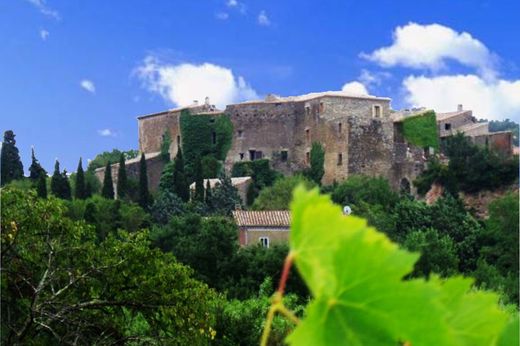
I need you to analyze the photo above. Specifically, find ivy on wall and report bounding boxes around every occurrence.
[232,159,281,205]
[180,110,233,181]
[402,111,439,149]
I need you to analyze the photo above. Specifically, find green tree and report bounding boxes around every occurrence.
[252,175,316,210]
[151,191,186,225]
[193,157,205,203]
[36,175,47,199]
[138,153,150,209]
[28,147,46,182]
[205,179,213,211]
[208,175,242,216]
[75,158,87,199]
[50,160,71,200]
[116,153,128,199]
[160,130,172,162]
[306,142,325,184]
[173,148,189,202]
[1,130,24,186]
[87,148,139,172]
[101,162,114,199]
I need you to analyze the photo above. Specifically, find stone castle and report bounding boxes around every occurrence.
[96,91,512,197]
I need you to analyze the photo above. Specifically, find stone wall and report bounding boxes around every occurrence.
[239,226,290,246]
[138,111,182,155]
[438,111,474,137]
[473,131,513,155]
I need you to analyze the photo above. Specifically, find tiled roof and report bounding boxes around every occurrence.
[189,177,252,190]
[436,110,472,121]
[232,210,291,227]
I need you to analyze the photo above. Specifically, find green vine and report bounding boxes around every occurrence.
[180,110,233,180]
[402,110,439,149]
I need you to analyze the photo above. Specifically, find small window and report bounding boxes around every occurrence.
[212,131,217,144]
[338,122,342,133]
[255,151,263,160]
[319,102,324,113]
[238,130,243,138]
[249,150,255,161]
[445,123,451,130]
[259,237,269,248]
[305,106,310,115]
[305,151,310,165]
[177,135,180,145]
[281,150,288,162]
[373,105,381,118]
[337,153,343,166]
[239,153,244,160]
[305,129,310,142]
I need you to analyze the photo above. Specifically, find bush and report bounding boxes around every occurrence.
[252,175,316,210]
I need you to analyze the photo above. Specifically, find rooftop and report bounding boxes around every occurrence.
[232,210,291,227]
[231,90,391,105]
[137,102,222,120]
[436,109,473,121]
[189,176,252,189]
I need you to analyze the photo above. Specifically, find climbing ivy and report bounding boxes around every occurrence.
[179,110,233,181]
[402,110,439,149]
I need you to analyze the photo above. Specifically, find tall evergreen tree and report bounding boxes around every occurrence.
[29,147,46,182]
[308,142,325,185]
[101,162,115,199]
[62,170,72,200]
[193,158,205,203]
[205,179,213,210]
[1,130,24,185]
[173,148,189,202]
[51,160,62,197]
[116,153,128,199]
[75,158,87,199]
[138,153,150,208]
[36,175,47,199]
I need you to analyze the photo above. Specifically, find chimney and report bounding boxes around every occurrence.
[193,100,199,106]
[205,96,210,106]
[457,104,463,111]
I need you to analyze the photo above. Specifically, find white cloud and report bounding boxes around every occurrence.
[341,81,369,96]
[40,29,49,41]
[226,0,246,14]
[80,80,96,94]
[215,12,229,20]
[136,56,259,109]
[258,10,271,26]
[362,22,497,79]
[97,129,116,137]
[27,0,60,20]
[403,74,520,121]
[226,0,238,7]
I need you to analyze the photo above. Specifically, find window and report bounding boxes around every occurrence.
[249,150,263,161]
[281,150,288,162]
[239,153,244,160]
[319,102,324,113]
[238,130,243,138]
[305,129,310,142]
[338,122,342,133]
[212,131,217,144]
[259,237,269,248]
[249,150,255,161]
[306,151,310,165]
[305,106,310,115]
[337,153,343,166]
[445,123,451,130]
[373,105,382,118]
[177,135,180,145]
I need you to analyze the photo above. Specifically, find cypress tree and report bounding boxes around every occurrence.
[51,160,62,197]
[138,153,150,208]
[29,147,46,182]
[193,158,204,203]
[36,175,47,199]
[62,170,72,200]
[173,148,189,202]
[75,158,86,199]
[205,179,213,209]
[101,162,114,199]
[1,130,24,185]
[116,153,127,199]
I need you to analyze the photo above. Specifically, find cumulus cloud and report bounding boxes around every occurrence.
[40,29,49,40]
[97,129,116,137]
[258,10,271,26]
[27,0,60,20]
[135,56,259,109]
[362,22,497,79]
[341,81,369,96]
[226,0,238,7]
[403,74,520,121]
[215,12,229,20]
[80,80,96,93]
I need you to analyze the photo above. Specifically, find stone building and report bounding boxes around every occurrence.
[232,210,291,247]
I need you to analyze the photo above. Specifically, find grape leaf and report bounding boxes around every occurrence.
[285,187,511,346]
[497,314,519,346]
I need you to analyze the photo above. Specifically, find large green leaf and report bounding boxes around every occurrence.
[286,187,511,346]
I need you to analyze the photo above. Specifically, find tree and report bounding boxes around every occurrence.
[75,158,87,199]
[208,175,242,216]
[101,162,114,199]
[50,160,71,200]
[116,153,128,199]
[151,191,186,225]
[1,188,218,345]
[306,142,325,184]
[160,130,172,162]
[61,170,72,200]
[193,158,205,203]
[36,175,47,199]
[252,175,316,210]
[1,130,24,185]
[28,147,46,182]
[87,149,139,172]
[205,179,213,211]
[173,148,189,202]
[138,153,150,209]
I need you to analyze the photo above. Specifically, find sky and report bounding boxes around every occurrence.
[1,0,519,173]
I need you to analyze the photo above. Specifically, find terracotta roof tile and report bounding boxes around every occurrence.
[232,210,291,227]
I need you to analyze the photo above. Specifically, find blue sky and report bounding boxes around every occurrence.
[1,0,519,173]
